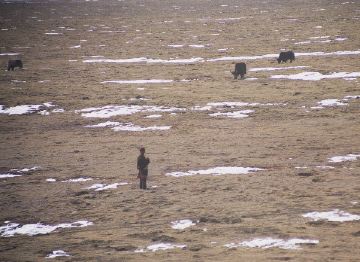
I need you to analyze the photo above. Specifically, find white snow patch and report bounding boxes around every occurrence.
[70,45,81,49]
[1,166,39,179]
[271,72,360,81]
[39,110,50,116]
[0,53,20,56]
[171,219,195,230]
[191,105,213,111]
[311,95,360,109]
[85,121,121,128]
[86,182,128,191]
[215,17,246,21]
[245,78,258,81]
[112,123,171,132]
[189,44,205,48]
[46,178,57,182]
[45,32,62,35]
[166,166,264,177]
[209,110,254,118]
[0,105,44,115]
[168,45,184,48]
[310,36,330,40]
[83,57,204,64]
[316,99,347,107]
[249,66,309,72]
[146,243,186,252]
[46,250,70,258]
[0,103,60,115]
[86,121,170,132]
[62,177,93,183]
[225,237,319,250]
[343,95,360,100]
[76,105,185,118]
[207,102,255,108]
[294,41,312,45]
[0,173,22,178]
[315,166,335,169]
[303,209,360,222]
[335,37,347,41]
[328,154,360,163]
[145,114,162,118]
[0,220,93,237]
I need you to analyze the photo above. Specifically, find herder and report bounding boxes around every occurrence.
[137,147,150,189]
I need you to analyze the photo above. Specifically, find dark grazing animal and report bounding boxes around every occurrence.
[277,51,295,63]
[231,62,247,79]
[7,59,23,71]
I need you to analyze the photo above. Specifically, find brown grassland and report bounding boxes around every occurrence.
[0,0,359,261]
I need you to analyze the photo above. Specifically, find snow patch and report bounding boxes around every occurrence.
[209,110,254,118]
[171,219,195,230]
[46,250,70,258]
[271,72,360,81]
[86,182,128,191]
[0,103,62,115]
[303,209,360,222]
[166,166,264,177]
[328,154,360,163]
[86,121,171,132]
[0,220,93,237]
[83,57,204,64]
[112,123,171,132]
[0,173,22,178]
[85,121,121,128]
[62,177,93,183]
[168,45,184,48]
[315,166,335,169]
[145,114,162,118]
[76,105,185,118]
[136,243,186,252]
[0,52,20,56]
[0,166,39,179]
[45,32,62,35]
[249,66,309,72]
[225,237,319,250]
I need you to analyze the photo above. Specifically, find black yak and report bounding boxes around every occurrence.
[7,59,23,71]
[231,62,247,79]
[277,51,295,63]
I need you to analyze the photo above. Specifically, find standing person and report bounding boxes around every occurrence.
[137,147,150,190]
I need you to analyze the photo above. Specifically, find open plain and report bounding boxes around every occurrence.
[0,0,359,261]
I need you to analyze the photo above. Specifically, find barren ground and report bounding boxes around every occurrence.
[0,0,359,261]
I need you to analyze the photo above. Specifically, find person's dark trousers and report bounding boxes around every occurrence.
[140,176,147,189]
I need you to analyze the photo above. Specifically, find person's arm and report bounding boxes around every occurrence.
[137,157,141,170]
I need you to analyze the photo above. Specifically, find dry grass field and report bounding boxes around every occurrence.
[0,0,359,261]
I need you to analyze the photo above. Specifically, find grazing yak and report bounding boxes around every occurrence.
[277,51,295,63]
[7,59,23,71]
[231,62,247,79]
